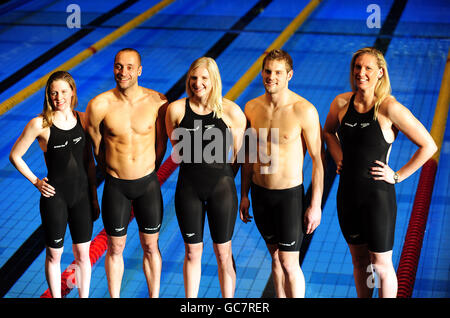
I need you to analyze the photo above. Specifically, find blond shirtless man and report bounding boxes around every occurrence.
[86,48,168,298]
[239,49,324,298]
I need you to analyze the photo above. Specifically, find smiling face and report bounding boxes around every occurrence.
[262,59,293,95]
[49,80,74,112]
[114,50,142,90]
[188,65,212,101]
[352,53,383,92]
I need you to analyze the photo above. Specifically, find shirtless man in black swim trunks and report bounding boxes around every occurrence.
[86,48,168,298]
[240,49,324,298]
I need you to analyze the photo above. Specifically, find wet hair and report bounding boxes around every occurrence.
[41,71,77,128]
[350,47,391,120]
[262,49,293,73]
[186,57,223,118]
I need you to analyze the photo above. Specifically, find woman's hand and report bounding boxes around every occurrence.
[34,177,56,197]
[370,160,396,184]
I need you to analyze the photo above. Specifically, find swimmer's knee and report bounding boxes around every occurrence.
[213,241,233,266]
[107,236,126,255]
[141,241,160,256]
[369,251,394,277]
[349,244,371,270]
[185,243,203,262]
[278,251,300,274]
[46,246,63,263]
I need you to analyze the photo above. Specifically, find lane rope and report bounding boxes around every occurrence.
[40,156,179,298]
[0,0,175,116]
[396,49,450,298]
[225,0,321,101]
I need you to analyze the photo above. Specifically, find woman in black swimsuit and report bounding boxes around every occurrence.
[323,47,436,297]
[166,57,246,297]
[10,71,99,297]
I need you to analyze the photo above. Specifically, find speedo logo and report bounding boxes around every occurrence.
[185,126,200,132]
[73,136,82,144]
[279,241,296,247]
[144,224,161,231]
[344,122,370,128]
[54,141,68,148]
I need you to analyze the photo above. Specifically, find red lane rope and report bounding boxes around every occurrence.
[396,158,438,298]
[41,156,179,298]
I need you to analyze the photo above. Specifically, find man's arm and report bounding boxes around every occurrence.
[239,104,255,223]
[77,111,100,220]
[301,103,324,234]
[155,96,169,170]
[224,99,247,176]
[86,96,107,172]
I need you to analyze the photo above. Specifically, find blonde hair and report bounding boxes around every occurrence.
[350,47,391,120]
[41,71,78,128]
[186,57,223,118]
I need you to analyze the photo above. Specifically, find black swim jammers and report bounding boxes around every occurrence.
[251,183,305,252]
[102,171,163,237]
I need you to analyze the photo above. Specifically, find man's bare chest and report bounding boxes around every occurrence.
[250,109,301,144]
[103,104,157,137]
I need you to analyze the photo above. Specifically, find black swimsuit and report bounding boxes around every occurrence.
[174,98,237,244]
[251,183,305,252]
[102,171,163,237]
[40,113,93,248]
[337,94,397,253]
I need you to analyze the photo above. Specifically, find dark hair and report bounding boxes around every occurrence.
[114,48,141,65]
[262,49,293,73]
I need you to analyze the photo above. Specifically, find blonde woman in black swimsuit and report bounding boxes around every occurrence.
[323,47,436,297]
